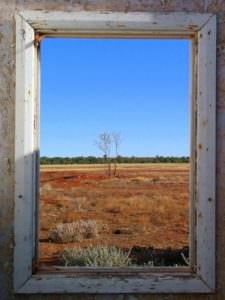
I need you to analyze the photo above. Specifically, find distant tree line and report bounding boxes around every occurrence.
[40,155,189,165]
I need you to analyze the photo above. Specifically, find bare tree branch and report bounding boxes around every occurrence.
[112,132,122,176]
[96,132,112,176]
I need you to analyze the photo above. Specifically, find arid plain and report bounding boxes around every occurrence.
[39,163,189,267]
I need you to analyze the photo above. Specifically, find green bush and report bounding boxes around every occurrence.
[62,246,131,267]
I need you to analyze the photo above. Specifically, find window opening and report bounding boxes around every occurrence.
[39,38,191,269]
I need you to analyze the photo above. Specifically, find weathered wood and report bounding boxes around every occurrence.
[14,11,216,294]
[37,266,191,274]
[189,35,198,270]
[14,14,37,291]
[18,273,211,294]
[19,11,213,35]
[196,14,216,290]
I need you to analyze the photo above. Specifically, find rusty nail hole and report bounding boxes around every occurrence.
[208,197,212,202]
[34,33,45,48]
[198,144,202,150]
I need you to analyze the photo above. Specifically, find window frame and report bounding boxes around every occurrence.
[14,11,216,294]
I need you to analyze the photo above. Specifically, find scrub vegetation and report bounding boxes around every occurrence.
[62,246,131,267]
[49,220,98,243]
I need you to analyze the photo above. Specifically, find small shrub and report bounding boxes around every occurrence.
[49,220,98,243]
[62,246,131,267]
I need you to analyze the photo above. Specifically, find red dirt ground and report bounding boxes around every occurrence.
[39,163,189,266]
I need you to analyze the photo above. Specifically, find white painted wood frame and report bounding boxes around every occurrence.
[14,11,216,294]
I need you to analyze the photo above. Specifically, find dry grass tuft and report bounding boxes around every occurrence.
[62,246,131,267]
[49,220,98,243]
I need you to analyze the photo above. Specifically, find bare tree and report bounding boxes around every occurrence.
[112,132,122,176]
[96,132,112,176]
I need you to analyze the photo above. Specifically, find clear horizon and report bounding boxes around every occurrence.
[41,38,190,157]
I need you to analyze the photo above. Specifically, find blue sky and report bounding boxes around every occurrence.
[41,38,190,157]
